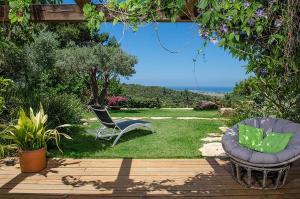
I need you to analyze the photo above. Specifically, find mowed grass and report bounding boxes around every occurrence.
[49,109,225,158]
[84,108,221,118]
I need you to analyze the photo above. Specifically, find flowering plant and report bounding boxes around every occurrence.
[107,96,128,107]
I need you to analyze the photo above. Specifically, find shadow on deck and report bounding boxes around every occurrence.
[0,158,300,198]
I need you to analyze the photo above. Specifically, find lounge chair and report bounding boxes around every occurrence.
[222,117,300,189]
[88,105,154,146]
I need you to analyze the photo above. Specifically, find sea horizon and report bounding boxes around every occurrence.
[168,86,233,94]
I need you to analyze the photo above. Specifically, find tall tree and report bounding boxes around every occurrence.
[98,46,137,105]
[56,44,137,105]
[47,23,113,48]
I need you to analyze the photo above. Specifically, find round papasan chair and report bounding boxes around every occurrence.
[222,117,300,189]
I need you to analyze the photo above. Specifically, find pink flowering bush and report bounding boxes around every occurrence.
[107,96,128,109]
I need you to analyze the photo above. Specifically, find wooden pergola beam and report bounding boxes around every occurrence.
[0,4,195,23]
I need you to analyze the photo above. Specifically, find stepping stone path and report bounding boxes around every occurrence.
[199,142,227,157]
[150,117,172,120]
[208,133,222,137]
[201,137,222,142]
[219,126,229,133]
[199,127,229,157]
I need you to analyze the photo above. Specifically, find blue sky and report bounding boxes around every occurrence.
[64,1,248,87]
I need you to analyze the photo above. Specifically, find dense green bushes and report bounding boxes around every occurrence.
[224,77,300,125]
[194,101,219,111]
[0,77,14,117]
[127,98,162,108]
[1,88,85,129]
[122,84,216,108]
[0,27,87,128]
[41,93,86,128]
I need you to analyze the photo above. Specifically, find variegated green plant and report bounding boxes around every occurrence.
[0,105,71,152]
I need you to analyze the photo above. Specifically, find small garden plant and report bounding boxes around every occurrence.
[1,105,71,153]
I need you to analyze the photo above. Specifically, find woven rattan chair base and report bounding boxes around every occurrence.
[230,158,290,189]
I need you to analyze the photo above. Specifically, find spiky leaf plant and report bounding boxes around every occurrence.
[0,105,71,152]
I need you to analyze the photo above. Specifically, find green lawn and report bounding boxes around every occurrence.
[49,109,225,158]
[85,108,221,118]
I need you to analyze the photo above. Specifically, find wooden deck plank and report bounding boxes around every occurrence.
[0,195,289,199]
[0,158,300,198]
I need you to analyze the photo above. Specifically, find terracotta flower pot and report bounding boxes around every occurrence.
[19,147,47,173]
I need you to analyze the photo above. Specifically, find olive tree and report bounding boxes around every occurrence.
[56,44,137,105]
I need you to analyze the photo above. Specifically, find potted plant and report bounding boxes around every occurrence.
[0,105,71,173]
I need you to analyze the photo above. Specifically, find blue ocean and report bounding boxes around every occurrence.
[169,86,233,94]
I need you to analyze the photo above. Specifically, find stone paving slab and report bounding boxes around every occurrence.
[176,117,227,120]
[199,142,227,157]
[150,117,173,120]
[201,136,222,142]
[219,126,229,133]
[207,133,222,137]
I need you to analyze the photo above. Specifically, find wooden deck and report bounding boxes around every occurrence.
[1,158,300,198]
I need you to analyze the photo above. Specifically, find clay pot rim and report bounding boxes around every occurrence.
[19,146,47,154]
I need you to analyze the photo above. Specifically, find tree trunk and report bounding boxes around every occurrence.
[99,73,110,106]
[89,68,99,105]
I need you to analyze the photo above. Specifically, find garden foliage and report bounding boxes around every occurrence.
[80,0,300,122]
[2,0,300,124]
[122,84,215,108]
[1,105,71,152]
[107,96,128,108]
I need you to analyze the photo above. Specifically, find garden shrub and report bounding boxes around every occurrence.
[122,84,215,108]
[0,78,21,123]
[127,98,162,108]
[194,101,219,111]
[226,101,272,127]
[41,93,85,128]
[107,96,128,109]
[0,77,14,114]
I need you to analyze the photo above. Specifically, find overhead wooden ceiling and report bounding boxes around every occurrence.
[0,0,198,23]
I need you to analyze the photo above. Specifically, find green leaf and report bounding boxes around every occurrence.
[273,34,284,40]
[256,25,263,33]
[98,11,105,20]
[219,38,226,46]
[224,2,231,9]
[211,0,219,10]
[201,11,211,24]
[234,3,241,10]
[229,32,235,41]
[170,14,177,22]
[246,27,251,36]
[113,19,118,25]
[198,0,209,9]
[60,133,72,140]
[56,124,72,128]
[119,2,126,9]
[235,34,240,41]
[268,37,275,44]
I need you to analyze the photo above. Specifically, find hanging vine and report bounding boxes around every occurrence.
[3,0,300,121]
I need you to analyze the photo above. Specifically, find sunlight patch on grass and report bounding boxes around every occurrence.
[49,118,225,159]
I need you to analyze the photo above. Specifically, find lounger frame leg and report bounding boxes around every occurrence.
[95,127,120,140]
[95,127,107,140]
[112,124,154,146]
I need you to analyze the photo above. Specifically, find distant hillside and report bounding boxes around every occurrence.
[121,84,219,108]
